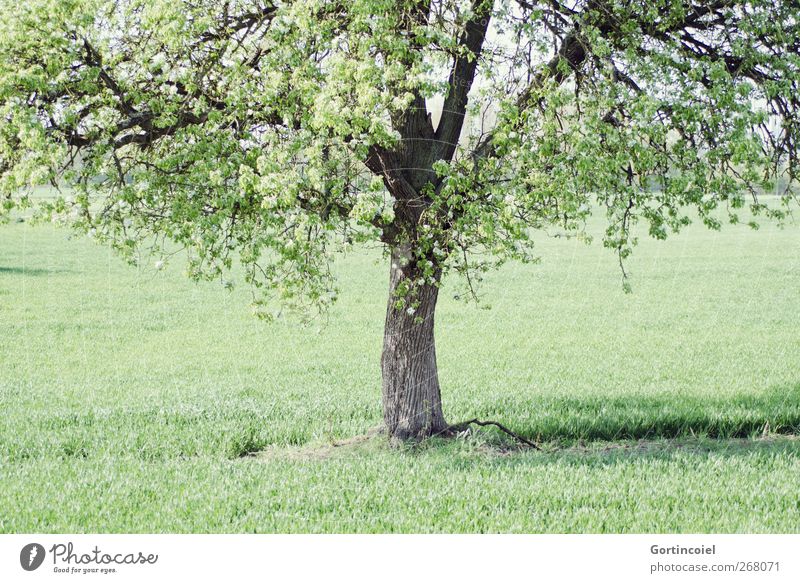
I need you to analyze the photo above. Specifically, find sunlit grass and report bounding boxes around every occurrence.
[1,209,799,532]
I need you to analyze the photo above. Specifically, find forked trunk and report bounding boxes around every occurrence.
[381,244,448,440]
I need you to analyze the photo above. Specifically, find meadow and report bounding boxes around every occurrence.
[1,207,799,532]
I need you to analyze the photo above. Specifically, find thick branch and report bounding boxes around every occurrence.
[435,0,492,163]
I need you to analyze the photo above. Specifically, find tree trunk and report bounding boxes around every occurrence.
[381,244,448,440]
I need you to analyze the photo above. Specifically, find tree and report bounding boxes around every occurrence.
[1,0,798,441]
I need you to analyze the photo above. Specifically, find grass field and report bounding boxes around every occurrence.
[1,208,799,533]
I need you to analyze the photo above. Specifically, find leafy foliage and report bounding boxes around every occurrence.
[1,0,798,309]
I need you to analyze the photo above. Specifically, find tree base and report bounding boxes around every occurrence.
[383,418,540,449]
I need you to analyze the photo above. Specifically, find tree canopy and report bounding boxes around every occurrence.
[2,0,798,309]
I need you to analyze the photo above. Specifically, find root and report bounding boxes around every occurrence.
[445,418,541,450]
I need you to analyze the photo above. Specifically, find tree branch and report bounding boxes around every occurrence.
[435,0,492,163]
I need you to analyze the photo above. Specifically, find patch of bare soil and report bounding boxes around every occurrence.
[253,427,384,461]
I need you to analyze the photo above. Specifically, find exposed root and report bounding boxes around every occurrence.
[444,418,541,450]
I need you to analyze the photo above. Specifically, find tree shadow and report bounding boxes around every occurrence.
[0,266,66,276]
[464,381,800,444]
[247,382,800,463]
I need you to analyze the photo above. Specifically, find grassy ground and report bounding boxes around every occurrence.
[1,209,799,532]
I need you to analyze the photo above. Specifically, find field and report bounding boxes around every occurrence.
[1,208,799,533]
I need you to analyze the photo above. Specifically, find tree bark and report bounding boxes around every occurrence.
[381,243,448,440]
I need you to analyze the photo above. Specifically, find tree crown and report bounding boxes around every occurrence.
[1,0,798,311]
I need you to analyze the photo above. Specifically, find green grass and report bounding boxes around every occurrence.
[1,210,799,532]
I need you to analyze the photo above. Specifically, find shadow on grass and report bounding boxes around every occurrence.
[254,381,800,464]
[469,382,800,443]
[0,266,66,276]
[6,384,800,463]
